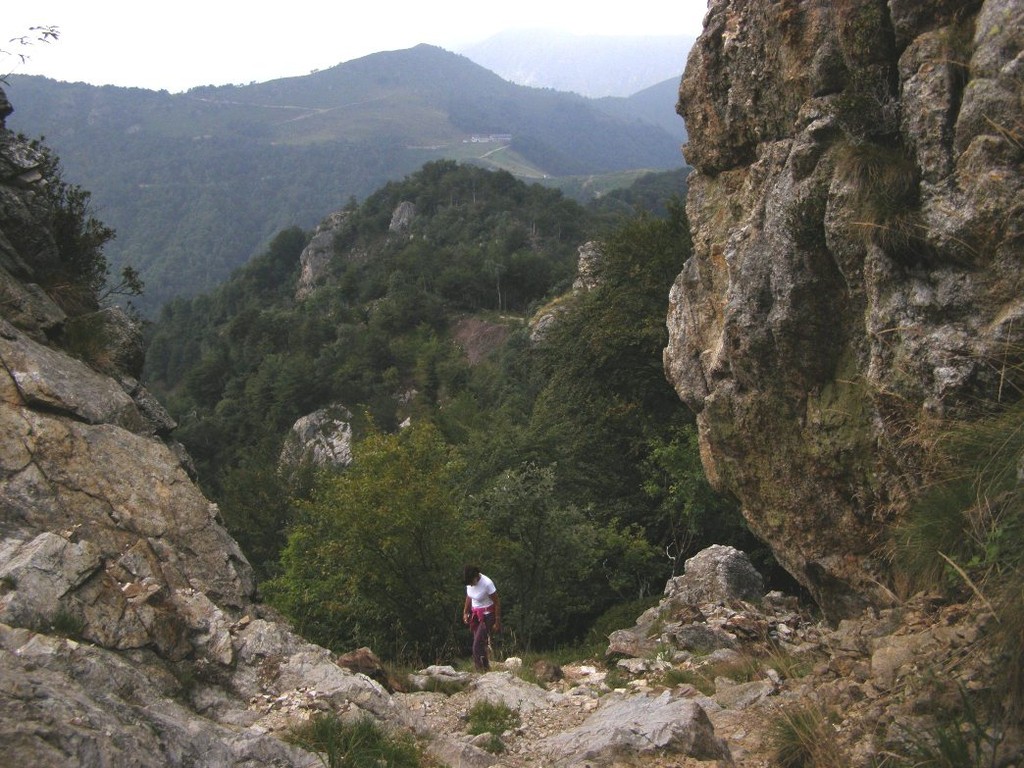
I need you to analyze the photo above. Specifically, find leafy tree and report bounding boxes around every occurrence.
[264,421,475,659]
[642,426,748,574]
[528,203,694,522]
[28,139,143,315]
[471,463,659,648]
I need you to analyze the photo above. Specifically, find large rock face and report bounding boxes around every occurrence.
[665,0,1023,619]
[0,89,406,766]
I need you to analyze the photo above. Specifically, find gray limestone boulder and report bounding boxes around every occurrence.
[540,690,730,766]
[666,544,765,606]
[279,404,354,472]
[468,670,564,712]
[389,200,416,233]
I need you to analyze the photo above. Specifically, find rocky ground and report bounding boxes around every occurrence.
[383,552,1021,768]
[399,663,763,767]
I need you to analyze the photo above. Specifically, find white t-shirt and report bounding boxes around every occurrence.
[466,573,496,609]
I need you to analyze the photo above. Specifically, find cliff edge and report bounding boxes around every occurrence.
[666,0,1023,619]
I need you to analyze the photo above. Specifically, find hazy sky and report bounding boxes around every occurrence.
[4,1,709,93]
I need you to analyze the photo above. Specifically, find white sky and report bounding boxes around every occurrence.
[3,1,709,93]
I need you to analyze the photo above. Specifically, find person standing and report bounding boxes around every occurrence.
[463,564,501,672]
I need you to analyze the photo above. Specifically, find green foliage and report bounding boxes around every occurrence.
[145,163,756,663]
[585,595,661,649]
[658,653,764,695]
[602,666,630,690]
[287,715,422,768]
[528,205,694,521]
[642,426,748,569]
[264,421,471,659]
[332,161,584,314]
[26,138,144,316]
[585,168,691,219]
[470,463,659,649]
[144,163,587,503]
[658,667,715,696]
[466,701,520,752]
[521,203,754,589]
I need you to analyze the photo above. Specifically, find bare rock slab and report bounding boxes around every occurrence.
[539,690,730,766]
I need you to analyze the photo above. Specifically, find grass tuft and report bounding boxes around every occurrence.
[287,714,422,768]
[466,700,520,736]
[835,142,935,266]
[890,400,1024,719]
[466,700,520,754]
[767,703,845,767]
[48,608,86,640]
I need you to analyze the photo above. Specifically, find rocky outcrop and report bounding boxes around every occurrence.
[571,240,603,293]
[0,89,408,766]
[607,546,795,661]
[529,240,606,343]
[278,404,354,472]
[295,210,349,300]
[592,545,1015,766]
[389,200,416,234]
[665,0,1024,618]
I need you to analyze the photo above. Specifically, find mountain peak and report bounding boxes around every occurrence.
[460,29,694,97]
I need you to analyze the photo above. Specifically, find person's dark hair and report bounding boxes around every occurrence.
[463,564,481,585]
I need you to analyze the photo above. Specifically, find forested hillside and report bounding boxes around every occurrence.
[144,161,767,659]
[5,45,685,314]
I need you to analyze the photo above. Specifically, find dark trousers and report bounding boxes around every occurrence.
[471,611,494,671]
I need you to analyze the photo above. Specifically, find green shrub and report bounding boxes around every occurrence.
[765,645,821,681]
[902,690,1012,768]
[659,653,765,694]
[585,596,660,650]
[602,666,631,691]
[466,701,520,736]
[287,715,421,768]
[659,667,714,695]
[465,701,520,755]
[419,676,469,696]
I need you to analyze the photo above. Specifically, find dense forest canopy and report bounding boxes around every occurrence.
[144,161,773,660]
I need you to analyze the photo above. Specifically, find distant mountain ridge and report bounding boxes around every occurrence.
[4,45,686,314]
[460,30,694,98]
[596,78,689,143]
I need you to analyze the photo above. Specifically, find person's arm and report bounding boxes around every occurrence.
[463,595,472,624]
[491,592,501,632]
